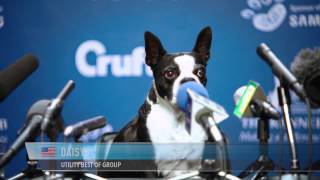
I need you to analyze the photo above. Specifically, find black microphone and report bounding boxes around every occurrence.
[257,43,306,100]
[0,54,39,102]
[234,85,280,120]
[0,100,50,168]
[64,116,107,139]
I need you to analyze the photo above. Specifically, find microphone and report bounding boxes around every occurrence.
[0,54,39,102]
[291,48,320,108]
[64,116,107,139]
[233,81,280,120]
[176,81,229,140]
[0,100,50,168]
[176,81,229,173]
[41,80,75,138]
[177,82,229,125]
[257,43,306,100]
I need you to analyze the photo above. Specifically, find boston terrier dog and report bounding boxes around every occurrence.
[100,26,212,178]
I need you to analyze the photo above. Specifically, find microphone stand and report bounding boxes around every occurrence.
[276,84,313,180]
[5,115,45,180]
[201,115,229,173]
[7,156,43,180]
[277,84,300,171]
[198,115,234,180]
[238,117,283,179]
[170,114,235,180]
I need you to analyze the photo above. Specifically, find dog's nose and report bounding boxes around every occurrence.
[180,77,196,84]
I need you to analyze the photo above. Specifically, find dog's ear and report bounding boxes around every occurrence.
[192,26,212,62]
[144,31,167,67]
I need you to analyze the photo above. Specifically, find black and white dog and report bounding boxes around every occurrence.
[100,26,212,178]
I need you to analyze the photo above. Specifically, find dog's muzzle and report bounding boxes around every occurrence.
[180,77,196,85]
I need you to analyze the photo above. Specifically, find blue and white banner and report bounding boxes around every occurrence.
[26,142,217,160]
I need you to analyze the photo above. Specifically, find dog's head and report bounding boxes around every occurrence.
[144,27,212,105]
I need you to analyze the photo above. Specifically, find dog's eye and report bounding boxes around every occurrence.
[164,70,178,80]
[195,67,205,78]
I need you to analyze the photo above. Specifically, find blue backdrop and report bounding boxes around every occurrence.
[0,0,319,177]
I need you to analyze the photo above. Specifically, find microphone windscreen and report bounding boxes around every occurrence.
[176,81,209,112]
[291,48,320,82]
[27,99,51,119]
[13,99,50,141]
[0,54,39,102]
[291,48,320,107]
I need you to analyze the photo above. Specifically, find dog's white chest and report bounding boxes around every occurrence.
[146,102,207,177]
[146,103,206,143]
